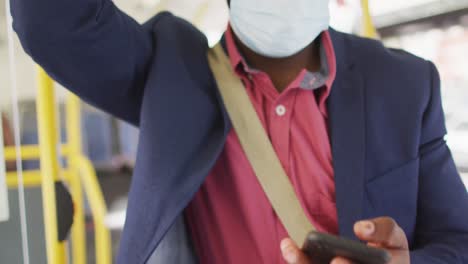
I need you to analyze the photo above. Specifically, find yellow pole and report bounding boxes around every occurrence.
[4,145,41,160]
[4,145,70,161]
[361,0,379,39]
[66,93,86,264]
[77,155,111,264]
[36,67,66,264]
[6,170,72,188]
[57,242,67,263]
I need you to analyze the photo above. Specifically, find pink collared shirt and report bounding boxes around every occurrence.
[185,28,338,264]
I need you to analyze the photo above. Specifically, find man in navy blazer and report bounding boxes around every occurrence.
[10,0,468,263]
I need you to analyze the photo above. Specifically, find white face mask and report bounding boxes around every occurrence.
[230,0,330,58]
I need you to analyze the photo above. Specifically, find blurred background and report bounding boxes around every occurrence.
[1,0,467,263]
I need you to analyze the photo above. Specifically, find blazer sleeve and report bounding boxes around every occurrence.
[410,62,468,263]
[10,0,154,126]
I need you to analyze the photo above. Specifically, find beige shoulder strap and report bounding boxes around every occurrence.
[207,44,315,246]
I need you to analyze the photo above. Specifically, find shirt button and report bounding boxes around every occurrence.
[276,105,286,116]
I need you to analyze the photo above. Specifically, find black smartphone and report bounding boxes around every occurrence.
[303,231,391,264]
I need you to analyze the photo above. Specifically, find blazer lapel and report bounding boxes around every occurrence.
[328,29,366,239]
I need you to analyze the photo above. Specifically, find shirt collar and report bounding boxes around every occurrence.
[225,25,337,116]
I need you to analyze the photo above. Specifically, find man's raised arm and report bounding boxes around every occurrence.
[10,0,154,125]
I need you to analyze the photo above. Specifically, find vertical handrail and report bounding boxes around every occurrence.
[66,94,86,264]
[67,92,111,263]
[76,155,111,264]
[36,67,66,264]
[361,0,379,39]
[6,68,112,263]
[4,93,112,263]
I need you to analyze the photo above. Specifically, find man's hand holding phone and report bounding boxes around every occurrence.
[280,217,410,264]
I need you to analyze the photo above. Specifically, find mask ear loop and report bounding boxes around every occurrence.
[4,1,31,263]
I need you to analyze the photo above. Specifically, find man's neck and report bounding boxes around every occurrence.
[233,34,321,93]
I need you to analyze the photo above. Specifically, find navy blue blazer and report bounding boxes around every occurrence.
[11,0,468,262]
